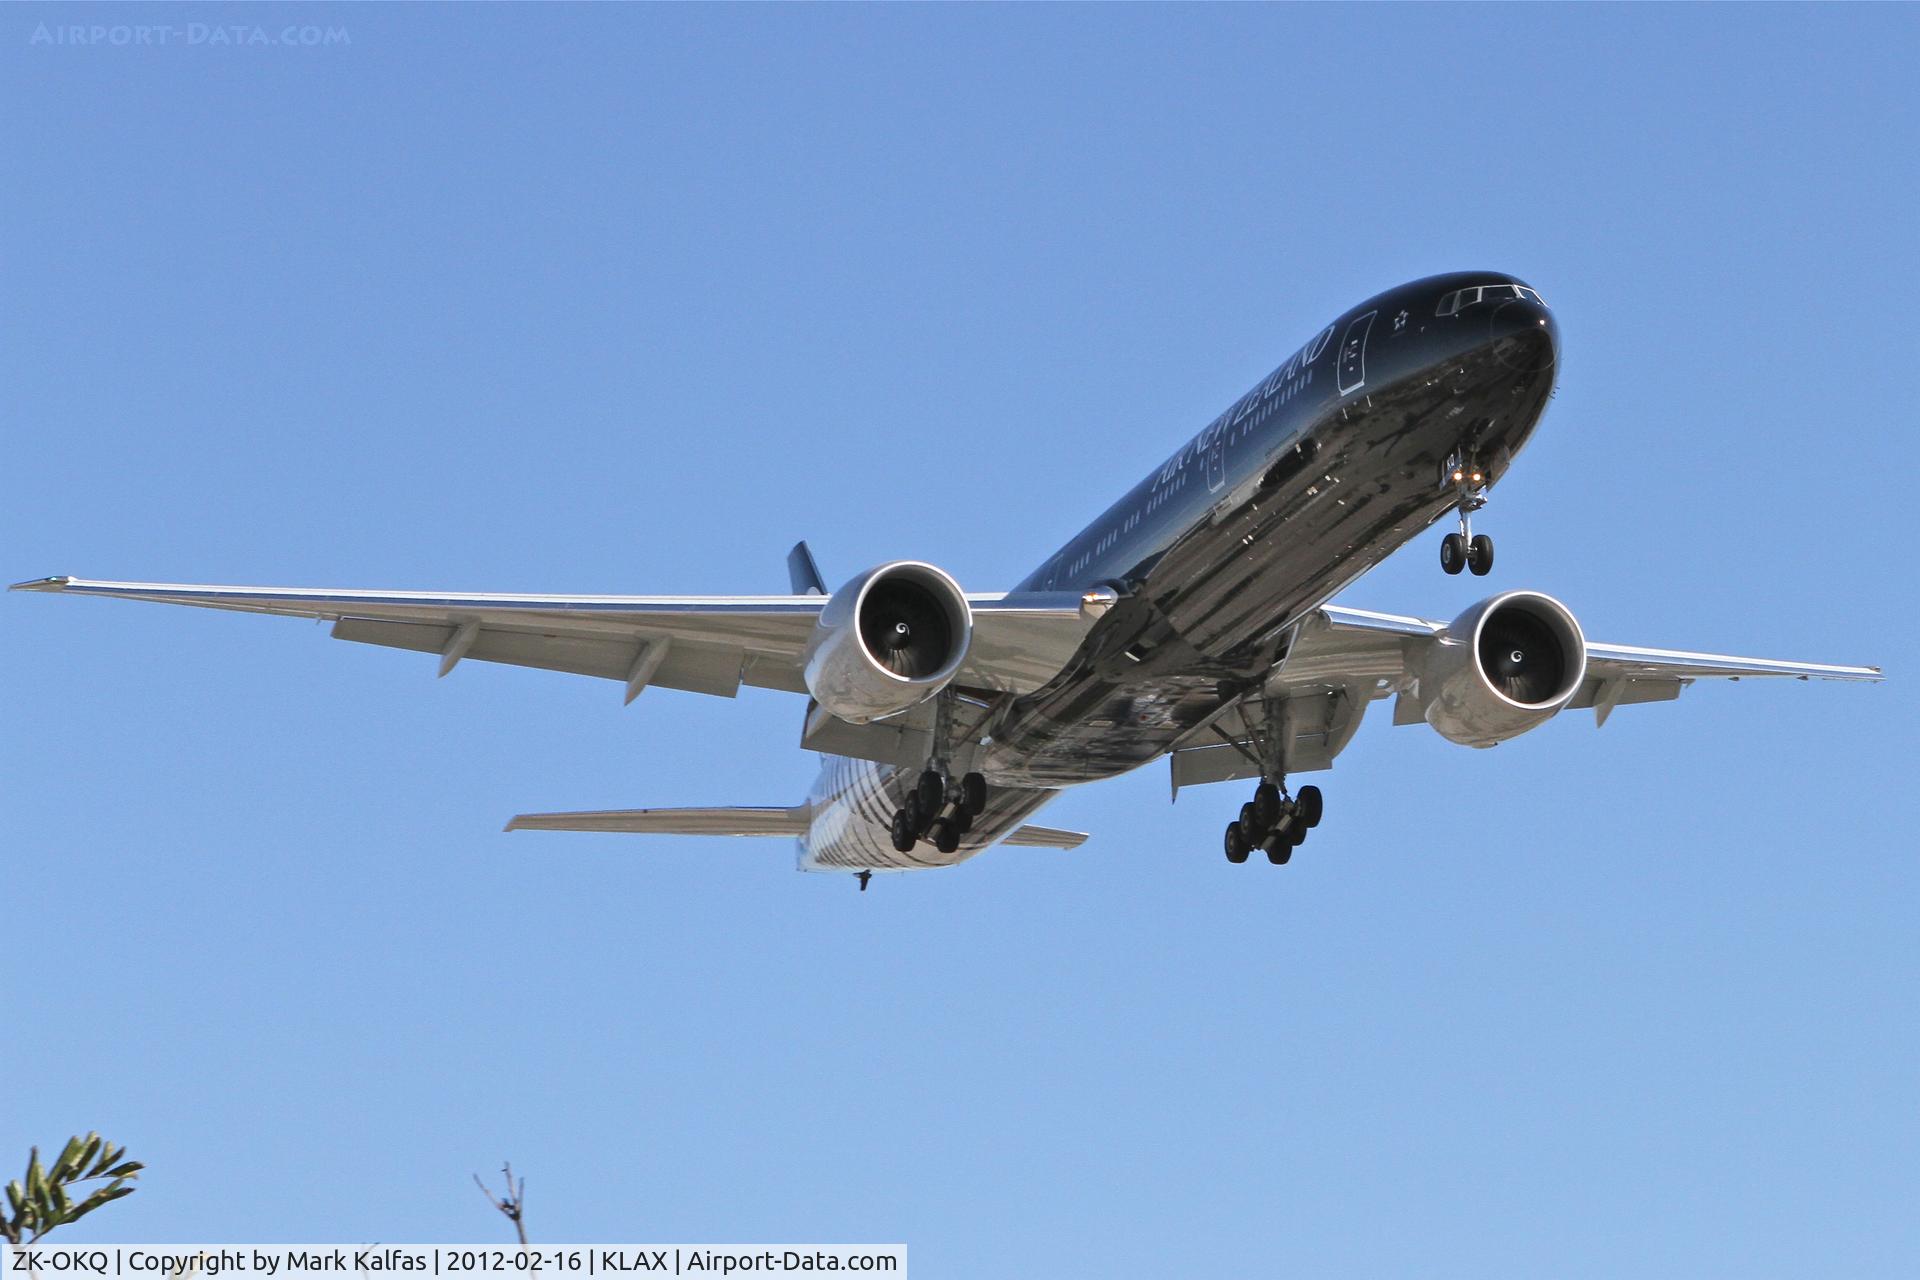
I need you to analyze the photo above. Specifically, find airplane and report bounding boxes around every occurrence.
[13,271,1882,889]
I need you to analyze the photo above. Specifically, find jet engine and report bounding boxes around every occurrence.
[1417,591,1587,747]
[802,561,972,724]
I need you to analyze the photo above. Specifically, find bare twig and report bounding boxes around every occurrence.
[472,1163,527,1246]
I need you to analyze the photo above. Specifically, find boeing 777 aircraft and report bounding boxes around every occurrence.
[15,272,1882,888]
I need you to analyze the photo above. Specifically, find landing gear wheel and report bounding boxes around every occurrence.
[928,818,960,855]
[1224,821,1251,863]
[1253,782,1282,830]
[1239,801,1263,840]
[915,770,945,816]
[1289,820,1309,847]
[1441,532,1467,575]
[1263,833,1293,865]
[1467,534,1494,576]
[960,772,988,815]
[951,805,973,836]
[1295,784,1323,829]
[889,809,916,854]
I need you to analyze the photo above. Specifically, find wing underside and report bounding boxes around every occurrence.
[1168,601,1881,793]
[10,576,1093,699]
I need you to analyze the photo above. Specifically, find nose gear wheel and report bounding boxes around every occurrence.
[1439,450,1494,576]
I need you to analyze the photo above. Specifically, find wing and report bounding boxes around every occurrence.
[10,576,1093,700]
[1318,604,1884,710]
[1168,601,1882,793]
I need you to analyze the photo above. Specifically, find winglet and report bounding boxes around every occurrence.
[10,576,73,593]
[787,543,827,596]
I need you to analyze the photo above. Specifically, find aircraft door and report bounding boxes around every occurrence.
[1337,310,1376,395]
[1205,423,1227,493]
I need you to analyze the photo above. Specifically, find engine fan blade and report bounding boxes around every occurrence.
[1478,610,1567,704]
[860,580,954,678]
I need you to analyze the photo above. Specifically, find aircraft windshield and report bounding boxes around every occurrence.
[1436,283,1547,316]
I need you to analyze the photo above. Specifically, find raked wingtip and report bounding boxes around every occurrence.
[10,576,73,593]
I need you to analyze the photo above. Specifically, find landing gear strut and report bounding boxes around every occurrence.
[1222,779,1322,866]
[890,767,990,856]
[1218,694,1324,867]
[856,870,872,892]
[1440,451,1494,577]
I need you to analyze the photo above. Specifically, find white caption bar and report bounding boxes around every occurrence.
[2,1247,905,1280]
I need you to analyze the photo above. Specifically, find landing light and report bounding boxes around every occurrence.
[1080,585,1121,619]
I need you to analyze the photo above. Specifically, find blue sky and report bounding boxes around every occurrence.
[4,5,1916,1275]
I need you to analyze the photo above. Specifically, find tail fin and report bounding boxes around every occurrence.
[506,806,808,836]
[787,541,827,596]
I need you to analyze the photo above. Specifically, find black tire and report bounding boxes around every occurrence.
[915,769,945,816]
[1296,784,1323,829]
[1253,782,1281,830]
[960,771,988,814]
[1263,833,1293,865]
[929,819,960,855]
[1290,820,1309,847]
[889,809,916,854]
[1239,801,1263,839]
[904,790,927,832]
[1468,533,1494,576]
[1441,532,1466,575]
[951,805,973,836]
[1224,821,1251,863]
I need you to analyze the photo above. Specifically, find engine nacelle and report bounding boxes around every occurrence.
[802,561,972,724]
[1418,591,1587,747]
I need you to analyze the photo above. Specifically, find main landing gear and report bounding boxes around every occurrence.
[1222,779,1322,865]
[890,768,989,856]
[1439,451,1494,577]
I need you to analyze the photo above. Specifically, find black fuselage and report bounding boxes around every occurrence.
[979,270,1560,785]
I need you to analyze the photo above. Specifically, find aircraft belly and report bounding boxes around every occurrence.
[981,345,1555,788]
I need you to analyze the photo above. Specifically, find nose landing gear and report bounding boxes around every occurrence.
[1222,779,1322,867]
[1440,451,1494,576]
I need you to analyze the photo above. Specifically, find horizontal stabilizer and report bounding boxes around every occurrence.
[505,806,808,836]
[1003,824,1089,849]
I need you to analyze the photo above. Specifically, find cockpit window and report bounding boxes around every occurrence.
[1436,283,1548,316]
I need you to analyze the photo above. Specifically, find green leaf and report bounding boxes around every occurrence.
[78,1137,104,1178]
[25,1149,45,1198]
[52,1138,84,1182]
[101,1162,144,1179]
[70,1184,135,1219]
[5,1181,24,1214]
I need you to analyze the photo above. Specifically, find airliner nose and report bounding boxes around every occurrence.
[1489,290,1558,375]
